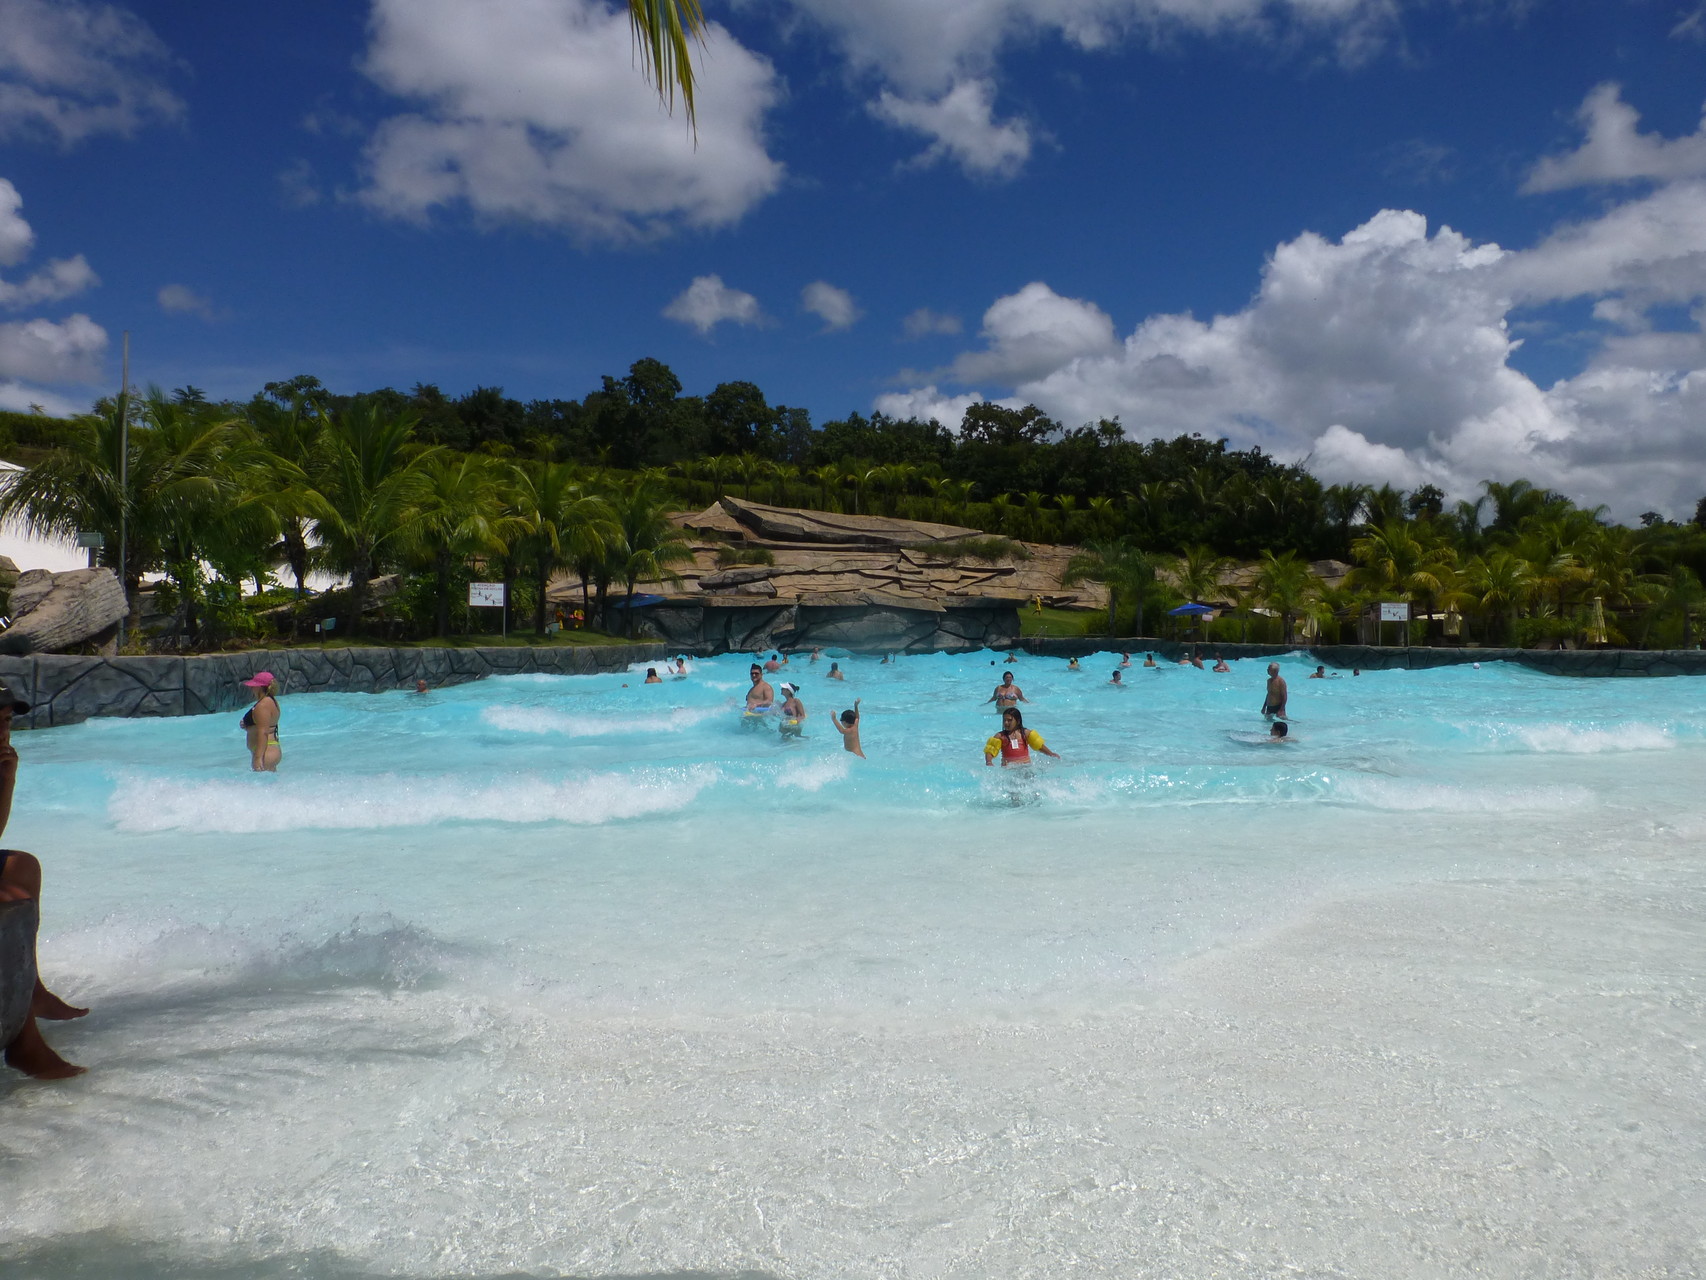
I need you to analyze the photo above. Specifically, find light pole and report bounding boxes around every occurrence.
[115,331,129,651]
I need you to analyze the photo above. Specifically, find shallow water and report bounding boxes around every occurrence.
[2,650,1703,1279]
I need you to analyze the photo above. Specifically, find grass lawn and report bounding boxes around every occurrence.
[1020,606,1103,638]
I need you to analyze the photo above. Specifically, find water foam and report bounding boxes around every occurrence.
[1508,722,1677,753]
[774,752,852,792]
[481,703,724,737]
[109,765,718,832]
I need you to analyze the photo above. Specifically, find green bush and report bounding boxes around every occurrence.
[909,535,1030,563]
[714,546,776,567]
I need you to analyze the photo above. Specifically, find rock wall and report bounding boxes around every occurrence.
[0,567,127,655]
[0,899,37,1055]
[1019,636,1706,676]
[637,596,1020,654]
[0,643,674,729]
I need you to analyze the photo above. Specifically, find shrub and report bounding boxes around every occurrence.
[714,546,776,567]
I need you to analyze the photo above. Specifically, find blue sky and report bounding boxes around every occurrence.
[3,0,1706,517]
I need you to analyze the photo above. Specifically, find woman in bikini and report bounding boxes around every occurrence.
[241,672,282,771]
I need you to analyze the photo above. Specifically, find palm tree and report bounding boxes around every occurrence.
[1173,543,1232,607]
[0,390,233,631]
[735,452,769,501]
[1348,520,1457,642]
[509,461,620,636]
[309,403,439,637]
[1064,541,1156,636]
[808,463,842,512]
[626,0,707,129]
[1253,550,1319,645]
[409,454,515,637]
[1648,565,1706,649]
[243,394,324,611]
[769,462,799,507]
[602,484,697,635]
[1461,549,1533,644]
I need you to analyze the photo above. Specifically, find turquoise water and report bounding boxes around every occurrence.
[2,650,1704,1278]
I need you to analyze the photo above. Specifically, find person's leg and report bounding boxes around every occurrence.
[4,1015,84,1079]
[0,851,87,1021]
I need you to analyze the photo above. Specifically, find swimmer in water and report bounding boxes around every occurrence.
[778,684,806,737]
[830,699,864,758]
[1120,652,1132,667]
[1267,720,1291,743]
[1067,657,1081,671]
[1110,669,1124,686]
[1309,664,1326,679]
[1212,654,1230,673]
[746,664,775,712]
[674,656,689,676]
[986,670,1028,709]
[764,652,786,672]
[827,662,846,681]
[984,707,1060,767]
[414,678,429,694]
[1262,663,1288,721]
[644,667,663,684]
[1143,653,1158,668]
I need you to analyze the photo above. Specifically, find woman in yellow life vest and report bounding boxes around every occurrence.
[984,708,1061,767]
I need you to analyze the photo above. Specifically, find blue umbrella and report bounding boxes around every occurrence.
[1168,602,1215,616]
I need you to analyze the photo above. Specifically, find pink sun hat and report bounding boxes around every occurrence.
[241,671,277,688]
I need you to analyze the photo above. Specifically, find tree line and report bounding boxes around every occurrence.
[0,359,1703,650]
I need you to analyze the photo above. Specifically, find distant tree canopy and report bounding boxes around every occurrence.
[7,355,1706,656]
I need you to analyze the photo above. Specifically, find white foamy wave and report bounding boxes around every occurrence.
[774,753,851,792]
[109,766,717,833]
[481,703,723,737]
[1508,723,1676,754]
[1332,775,1593,813]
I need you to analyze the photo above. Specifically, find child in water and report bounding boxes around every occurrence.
[830,699,865,757]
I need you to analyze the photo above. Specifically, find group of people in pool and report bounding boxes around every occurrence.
[742,651,864,757]
[724,648,1311,759]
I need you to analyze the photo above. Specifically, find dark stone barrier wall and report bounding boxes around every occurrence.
[0,643,675,729]
[1020,636,1706,677]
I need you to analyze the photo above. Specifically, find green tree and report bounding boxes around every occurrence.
[409,454,514,637]
[601,484,696,635]
[510,461,619,636]
[1253,550,1319,645]
[1064,541,1157,636]
[309,403,439,636]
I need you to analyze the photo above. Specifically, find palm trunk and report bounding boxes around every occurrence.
[534,560,549,636]
[347,551,372,639]
[434,552,451,638]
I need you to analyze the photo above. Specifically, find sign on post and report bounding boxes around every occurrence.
[469,581,507,637]
[1379,602,1410,623]
[74,531,104,548]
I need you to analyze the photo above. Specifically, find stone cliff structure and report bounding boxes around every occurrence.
[0,567,127,655]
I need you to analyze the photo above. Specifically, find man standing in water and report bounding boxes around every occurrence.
[746,664,775,712]
[986,670,1028,710]
[830,699,865,757]
[0,686,88,1078]
[1262,662,1289,721]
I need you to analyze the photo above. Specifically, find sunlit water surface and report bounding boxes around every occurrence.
[2,650,1703,1279]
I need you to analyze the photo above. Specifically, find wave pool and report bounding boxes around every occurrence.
[2,649,1703,1278]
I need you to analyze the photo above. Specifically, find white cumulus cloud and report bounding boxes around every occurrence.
[358,0,784,242]
[1525,83,1706,193]
[0,0,182,145]
[903,307,963,337]
[0,178,97,308]
[871,385,992,427]
[946,281,1118,384]
[157,283,216,319]
[663,275,763,335]
[881,182,1706,520]
[801,280,860,331]
[782,0,1401,177]
[0,313,106,383]
[871,79,1030,177]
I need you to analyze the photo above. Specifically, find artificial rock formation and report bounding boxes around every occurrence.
[0,567,127,655]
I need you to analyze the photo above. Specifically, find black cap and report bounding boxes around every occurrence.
[0,682,30,714]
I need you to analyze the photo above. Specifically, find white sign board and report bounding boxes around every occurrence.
[1379,602,1410,623]
[468,582,506,608]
